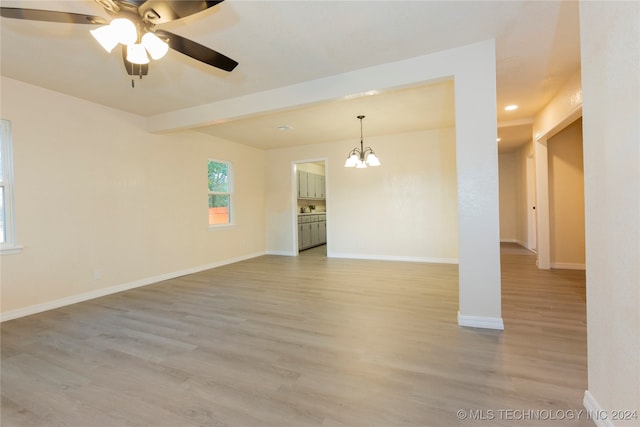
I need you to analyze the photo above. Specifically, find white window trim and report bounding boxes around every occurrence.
[1,119,21,255]
[208,159,234,228]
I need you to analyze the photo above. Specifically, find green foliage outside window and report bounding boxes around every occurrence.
[208,194,229,208]
[208,161,228,192]
[208,160,229,208]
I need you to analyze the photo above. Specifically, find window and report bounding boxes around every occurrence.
[208,159,233,226]
[1,119,19,253]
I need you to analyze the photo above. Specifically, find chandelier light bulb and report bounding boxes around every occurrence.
[366,152,380,166]
[344,153,359,168]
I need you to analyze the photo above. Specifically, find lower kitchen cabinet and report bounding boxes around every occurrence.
[298,214,326,250]
[299,223,311,248]
[319,221,326,243]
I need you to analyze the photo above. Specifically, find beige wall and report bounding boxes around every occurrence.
[1,77,266,318]
[547,118,585,268]
[580,0,640,421]
[498,152,518,242]
[533,70,582,139]
[266,128,459,263]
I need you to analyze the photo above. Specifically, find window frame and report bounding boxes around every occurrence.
[1,119,20,254]
[207,158,234,227]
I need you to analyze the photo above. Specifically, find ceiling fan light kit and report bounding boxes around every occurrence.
[141,32,169,60]
[109,17,137,45]
[1,0,238,83]
[89,25,120,52]
[91,16,168,64]
[126,42,150,65]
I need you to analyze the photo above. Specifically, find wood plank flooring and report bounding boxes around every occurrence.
[1,243,592,426]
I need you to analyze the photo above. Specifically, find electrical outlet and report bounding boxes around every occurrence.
[93,270,102,280]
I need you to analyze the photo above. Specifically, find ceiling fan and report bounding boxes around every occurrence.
[0,0,238,85]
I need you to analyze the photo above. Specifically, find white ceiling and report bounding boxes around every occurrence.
[0,0,581,152]
[195,79,456,150]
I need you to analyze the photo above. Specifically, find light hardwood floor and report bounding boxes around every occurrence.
[1,243,592,426]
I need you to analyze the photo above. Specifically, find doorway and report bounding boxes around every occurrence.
[547,118,585,270]
[294,160,327,254]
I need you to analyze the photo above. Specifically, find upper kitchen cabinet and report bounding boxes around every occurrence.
[298,170,325,200]
[315,174,325,199]
[298,170,309,198]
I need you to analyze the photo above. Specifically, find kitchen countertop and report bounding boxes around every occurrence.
[298,212,326,215]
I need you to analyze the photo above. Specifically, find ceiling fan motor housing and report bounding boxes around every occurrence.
[96,0,220,25]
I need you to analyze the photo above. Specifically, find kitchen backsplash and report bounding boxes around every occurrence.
[298,200,326,213]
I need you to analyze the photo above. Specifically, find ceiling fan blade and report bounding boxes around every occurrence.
[137,0,223,25]
[122,46,149,76]
[155,30,238,72]
[0,7,107,25]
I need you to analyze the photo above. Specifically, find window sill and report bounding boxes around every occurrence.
[1,245,23,255]
[208,223,236,230]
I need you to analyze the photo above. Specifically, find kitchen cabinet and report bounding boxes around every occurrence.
[307,174,316,198]
[298,171,309,198]
[310,219,320,246]
[315,175,325,199]
[298,214,326,250]
[319,220,326,243]
[297,171,325,200]
[300,223,312,248]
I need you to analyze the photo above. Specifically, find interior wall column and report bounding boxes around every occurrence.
[455,40,503,330]
[534,138,551,269]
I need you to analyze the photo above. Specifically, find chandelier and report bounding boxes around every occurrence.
[344,115,381,168]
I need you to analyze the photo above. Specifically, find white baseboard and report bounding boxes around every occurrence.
[551,262,586,270]
[265,250,296,256]
[500,239,535,252]
[515,240,532,250]
[0,251,266,323]
[583,390,615,427]
[329,252,459,264]
[458,312,504,330]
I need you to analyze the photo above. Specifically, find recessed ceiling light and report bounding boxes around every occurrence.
[277,125,294,131]
[505,105,518,111]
